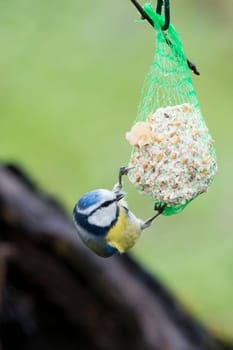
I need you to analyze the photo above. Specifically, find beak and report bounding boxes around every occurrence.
[116,192,125,201]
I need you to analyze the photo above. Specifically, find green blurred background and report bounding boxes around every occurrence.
[1,0,232,336]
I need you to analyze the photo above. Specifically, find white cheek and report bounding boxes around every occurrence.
[88,203,117,227]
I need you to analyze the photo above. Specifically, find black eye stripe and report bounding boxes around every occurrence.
[89,199,116,215]
[100,199,116,208]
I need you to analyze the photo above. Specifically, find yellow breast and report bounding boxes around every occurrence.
[106,205,141,253]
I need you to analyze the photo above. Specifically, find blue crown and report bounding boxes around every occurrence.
[77,190,101,210]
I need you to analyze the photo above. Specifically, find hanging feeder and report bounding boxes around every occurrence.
[126,2,217,216]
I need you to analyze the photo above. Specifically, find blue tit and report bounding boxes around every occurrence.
[73,167,164,258]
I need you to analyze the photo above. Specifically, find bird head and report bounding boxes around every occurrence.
[73,189,125,257]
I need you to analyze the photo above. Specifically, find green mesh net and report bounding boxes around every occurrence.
[126,3,217,216]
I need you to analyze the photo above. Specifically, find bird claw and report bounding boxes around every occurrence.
[119,166,133,179]
[154,203,166,213]
[141,203,165,230]
[113,166,134,193]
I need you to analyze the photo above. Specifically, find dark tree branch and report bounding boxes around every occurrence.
[0,164,232,350]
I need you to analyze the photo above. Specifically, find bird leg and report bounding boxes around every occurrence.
[112,166,133,193]
[113,167,165,228]
[141,203,165,230]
